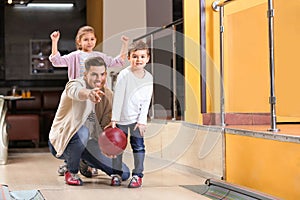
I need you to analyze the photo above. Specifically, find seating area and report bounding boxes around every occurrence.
[5,90,63,147]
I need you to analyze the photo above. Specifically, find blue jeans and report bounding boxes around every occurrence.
[49,126,130,181]
[113,123,145,178]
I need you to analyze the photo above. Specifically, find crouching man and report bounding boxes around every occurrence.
[48,56,129,186]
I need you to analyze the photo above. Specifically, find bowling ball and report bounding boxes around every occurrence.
[98,127,127,156]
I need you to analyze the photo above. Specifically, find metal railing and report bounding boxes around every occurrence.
[212,0,279,131]
[133,18,183,120]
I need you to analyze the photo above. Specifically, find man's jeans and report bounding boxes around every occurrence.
[113,123,145,178]
[49,126,130,181]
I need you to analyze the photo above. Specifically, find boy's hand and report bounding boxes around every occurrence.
[134,123,146,137]
[111,121,117,128]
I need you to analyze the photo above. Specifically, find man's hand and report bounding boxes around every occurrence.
[102,152,117,159]
[88,88,105,103]
[104,122,111,130]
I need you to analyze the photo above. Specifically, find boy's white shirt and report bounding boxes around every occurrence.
[112,66,153,125]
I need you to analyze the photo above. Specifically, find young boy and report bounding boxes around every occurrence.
[111,40,153,188]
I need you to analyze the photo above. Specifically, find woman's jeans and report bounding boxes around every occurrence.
[49,126,130,181]
[113,123,145,178]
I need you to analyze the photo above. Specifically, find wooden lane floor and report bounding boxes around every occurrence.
[0,152,210,200]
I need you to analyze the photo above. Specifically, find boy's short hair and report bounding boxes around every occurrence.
[84,56,107,71]
[128,40,150,57]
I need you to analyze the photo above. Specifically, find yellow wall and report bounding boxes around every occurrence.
[274,0,300,122]
[184,2,300,197]
[184,0,272,117]
[225,2,269,113]
[86,0,103,45]
[203,0,271,114]
[225,133,300,199]
[184,0,300,122]
[183,0,202,124]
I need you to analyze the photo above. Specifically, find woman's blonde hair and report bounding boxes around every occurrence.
[75,25,96,50]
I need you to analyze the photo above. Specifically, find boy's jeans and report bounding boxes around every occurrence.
[113,123,145,178]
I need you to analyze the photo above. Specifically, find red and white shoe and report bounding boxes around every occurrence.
[111,174,121,186]
[65,171,83,186]
[57,163,67,176]
[128,175,142,188]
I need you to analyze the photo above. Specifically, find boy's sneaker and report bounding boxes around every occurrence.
[64,171,83,186]
[57,163,67,176]
[128,175,142,188]
[79,160,92,178]
[111,174,122,186]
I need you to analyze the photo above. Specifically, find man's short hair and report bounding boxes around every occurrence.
[84,56,107,71]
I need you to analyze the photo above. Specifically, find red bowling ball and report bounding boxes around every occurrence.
[98,127,127,156]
